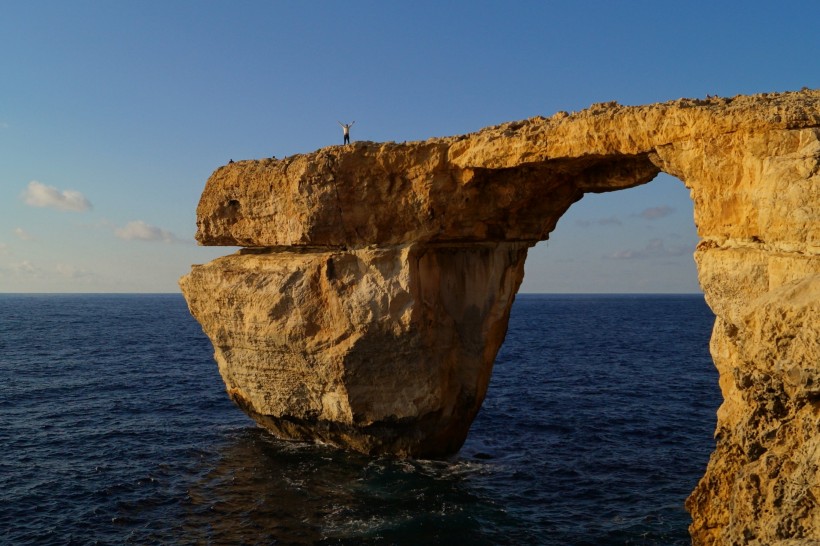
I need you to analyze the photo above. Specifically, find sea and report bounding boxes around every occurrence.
[0,293,719,545]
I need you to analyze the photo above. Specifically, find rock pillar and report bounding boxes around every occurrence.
[180,242,529,457]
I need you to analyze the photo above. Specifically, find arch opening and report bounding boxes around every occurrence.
[467,174,720,542]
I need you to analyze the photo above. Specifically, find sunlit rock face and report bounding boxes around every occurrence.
[181,90,820,544]
[180,242,528,457]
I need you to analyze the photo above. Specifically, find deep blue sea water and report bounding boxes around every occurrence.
[0,293,719,545]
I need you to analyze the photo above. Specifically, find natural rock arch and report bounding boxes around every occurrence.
[181,90,820,545]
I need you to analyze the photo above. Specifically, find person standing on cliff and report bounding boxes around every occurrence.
[338,121,355,145]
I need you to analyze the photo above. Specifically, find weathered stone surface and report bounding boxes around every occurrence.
[691,229,820,546]
[195,92,820,251]
[180,242,529,457]
[181,89,820,545]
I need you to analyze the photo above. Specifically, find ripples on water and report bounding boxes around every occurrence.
[0,294,719,545]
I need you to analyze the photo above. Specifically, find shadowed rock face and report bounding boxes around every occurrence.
[180,90,820,545]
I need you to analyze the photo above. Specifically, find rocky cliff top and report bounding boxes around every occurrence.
[195,89,820,250]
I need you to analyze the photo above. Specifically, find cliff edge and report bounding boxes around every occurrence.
[181,90,820,545]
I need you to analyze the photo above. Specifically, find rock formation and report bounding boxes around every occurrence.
[180,89,820,545]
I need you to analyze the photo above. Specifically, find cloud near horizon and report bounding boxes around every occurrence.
[605,238,692,260]
[22,181,92,212]
[56,263,92,279]
[576,215,622,228]
[11,260,39,275]
[115,220,185,243]
[635,205,675,220]
[1,259,93,282]
[14,227,35,241]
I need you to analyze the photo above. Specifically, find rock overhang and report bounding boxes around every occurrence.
[194,90,820,251]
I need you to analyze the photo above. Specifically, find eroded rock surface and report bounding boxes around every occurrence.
[181,89,820,545]
[180,242,527,457]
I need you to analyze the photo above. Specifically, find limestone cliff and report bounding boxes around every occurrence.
[181,89,820,545]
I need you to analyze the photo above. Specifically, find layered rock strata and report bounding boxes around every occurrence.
[182,242,528,457]
[181,90,820,544]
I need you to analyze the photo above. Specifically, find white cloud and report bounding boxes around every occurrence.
[56,263,92,279]
[11,260,40,275]
[115,220,185,243]
[0,257,95,281]
[22,180,92,212]
[605,238,693,260]
[635,205,675,220]
[14,227,35,241]
[0,242,8,255]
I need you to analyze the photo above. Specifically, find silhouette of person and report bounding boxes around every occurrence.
[338,121,355,145]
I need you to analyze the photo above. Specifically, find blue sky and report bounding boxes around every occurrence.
[1,1,817,293]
